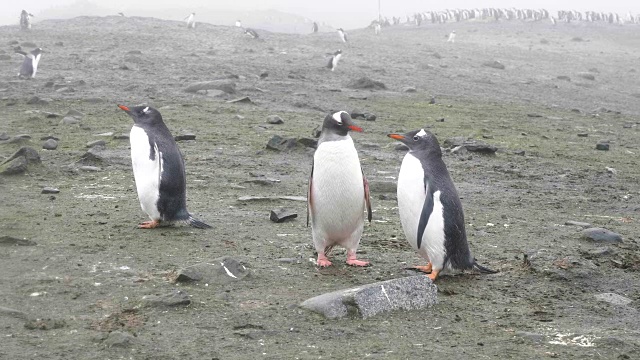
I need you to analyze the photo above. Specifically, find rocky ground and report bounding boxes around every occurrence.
[1,16,639,359]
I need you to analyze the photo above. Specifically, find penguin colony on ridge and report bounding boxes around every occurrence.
[307,111,371,267]
[388,129,496,281]
[16,48,42,79]
[118,105,212,229]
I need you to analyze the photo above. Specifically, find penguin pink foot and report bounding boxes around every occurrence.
[138,220,160,229]
[427,270,440,282]
[317,253,332,267]
[346,250,369,267]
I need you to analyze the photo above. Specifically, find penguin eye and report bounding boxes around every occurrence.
[413,136,419,141]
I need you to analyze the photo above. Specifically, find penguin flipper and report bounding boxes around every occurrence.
[362,171,372,223]
[307,161,314,227]
[416,181,436,249]
[15,50,27,57]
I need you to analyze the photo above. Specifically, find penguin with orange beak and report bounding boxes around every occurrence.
[118,104,211,229]
[308,111,371,267]
[388,129,495,280]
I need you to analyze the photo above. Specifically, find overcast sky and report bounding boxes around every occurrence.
[3,0,639,27]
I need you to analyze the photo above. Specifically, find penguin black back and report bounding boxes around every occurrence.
[393,129,474,270]
[122,105,188,221]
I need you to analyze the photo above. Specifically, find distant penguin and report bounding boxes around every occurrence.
[308,111,371,267]
[235,20,242,27]
[327,49,342,71]
[312,22,319,33]
[374,23,381,35]
[244,28,259,39]
[118,104,211,229]
[20,10,34,31]
[16,48,42,79]
[118,12,125,17]
[447,30,456,43]
[184,12,196,29]
[388,129,496,281]
[337,28,348,43]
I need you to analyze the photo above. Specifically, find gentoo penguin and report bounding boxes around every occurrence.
[235,20,242,27]
[337,28,348,43]
[388,129,496,281]
[447,30,456,43]
[118,12,125,17]
[374,23,381,35]
[16,48,42,79]
[312,22,319,33]
[307,111,371,267]
[20,10,34,31]
[118,104,211,229]
[244,28,259,39]
[184,13,196,29]
[327,49,342,71]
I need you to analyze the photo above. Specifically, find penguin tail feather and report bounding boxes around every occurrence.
[473,260,498,274]
[188,216,212,229]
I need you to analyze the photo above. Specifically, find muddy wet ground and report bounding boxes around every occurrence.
[1,16,639,359]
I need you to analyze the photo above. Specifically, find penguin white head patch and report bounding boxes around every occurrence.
[415,129,427,137]
[142,107,150,114]
[332,111,348,124]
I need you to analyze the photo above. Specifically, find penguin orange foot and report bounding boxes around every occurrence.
[346,250,369,266]
[317,253,332,267]
[427,270,440,281]
[138,220,160,229]
[412,263,432,273]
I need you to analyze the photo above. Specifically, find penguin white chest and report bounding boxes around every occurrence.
[397,153,446,263]
[31,54,41,77]
[332,54,341,71]
[130,126,162,220]
[311,137,365,239]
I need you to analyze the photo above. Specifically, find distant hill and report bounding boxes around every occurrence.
[35,0,334,34]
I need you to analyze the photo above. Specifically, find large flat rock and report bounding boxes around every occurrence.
[300,275,437,319]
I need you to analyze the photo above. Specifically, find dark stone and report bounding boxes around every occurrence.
[581,228,622,243]
[184,80,236,94]
[0,306,28,319]
[141,289,191,307]
[347,77,387,90]
[557,75,571,81]
[42,187,60,194]
[266,115,284,124]
[464,141,498,154]
[365,113,377,121]
[513,150,525,156]
[596,143,609,151]
[403,87,417,93]
[26,96,50,105]
[266,135,297,151]
[175,257,249,283]
[0,133,9,141]
[104,331,134,348]
[175,134,196,141]
[429,96,436,104]
[0,236,37,246]
[24,318,66,330]
[0,156,27,175]
[270,209,298,223]
[482,60,505,70]
[578,73,595,81]
[300,275,438,319]
[577,133,588,137]
[297,138,317,148]
[79,166,101,172]
[350,111,366,119]
[260,72,269,79]
[527,113,543,118]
